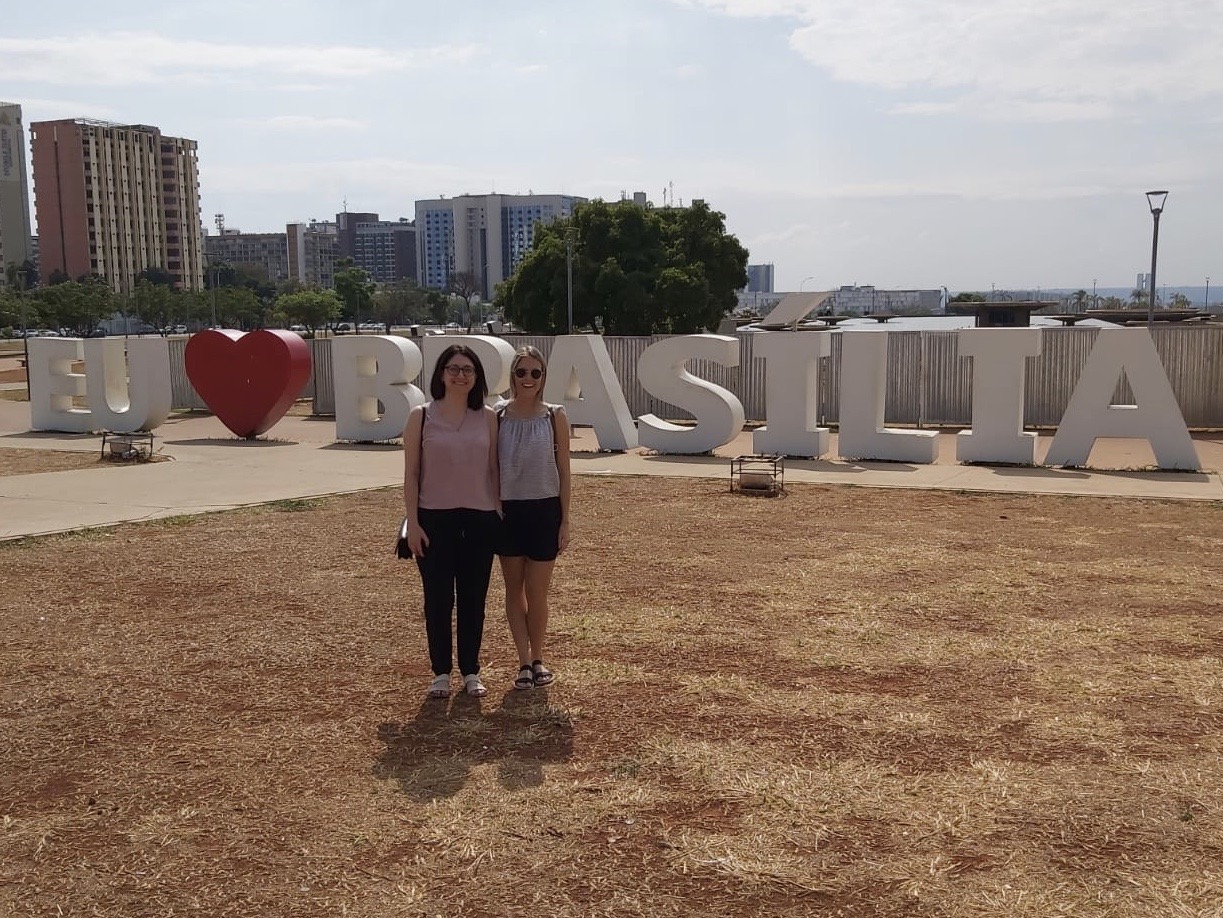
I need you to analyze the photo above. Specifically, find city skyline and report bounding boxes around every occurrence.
[4,0,1222,291]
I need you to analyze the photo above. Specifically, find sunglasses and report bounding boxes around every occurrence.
[514,367,543,380]
[444,364,476,377]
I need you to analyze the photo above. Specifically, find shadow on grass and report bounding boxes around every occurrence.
[374,686,574,801]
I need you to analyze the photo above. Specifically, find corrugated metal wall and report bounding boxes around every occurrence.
[171,326,1223,428]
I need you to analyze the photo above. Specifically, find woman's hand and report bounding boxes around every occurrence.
[408,522,429,558]
[558,520,570,553]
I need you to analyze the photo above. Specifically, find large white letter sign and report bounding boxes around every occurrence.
[1045,328,1199,470]
[28,337,92,432]
[420,335,516,405]
[544,334,637,451]
[752,331,831,457]
[637,334,745,454]
[837,330,938,463]
[82,337,172,433]
[956,328,1041,465]
[332,335,424,441]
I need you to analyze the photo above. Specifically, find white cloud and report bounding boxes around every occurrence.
[0,33,486,87]
[674,64,706,79]
[675,0,1223,118]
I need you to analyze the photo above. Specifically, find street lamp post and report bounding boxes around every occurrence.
[1206,276,1211,312]
[1145,190,1169,330]
[1092,278,1097,310]
[565,226,574,335]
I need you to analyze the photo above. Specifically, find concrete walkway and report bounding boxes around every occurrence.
[1,396,1221,541]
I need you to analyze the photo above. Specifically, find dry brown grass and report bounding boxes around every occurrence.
[1,478,1222,917]
[0,449,106,476]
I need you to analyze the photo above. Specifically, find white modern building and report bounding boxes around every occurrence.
[0,102,34,284]
[829,285,945,314]
[415,193,585,298]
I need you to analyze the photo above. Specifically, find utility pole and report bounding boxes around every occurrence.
[565,227,574,335]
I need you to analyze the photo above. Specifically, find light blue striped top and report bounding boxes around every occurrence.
[498,407,561,501]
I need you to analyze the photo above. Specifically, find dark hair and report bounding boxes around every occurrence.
[430,344,488,410]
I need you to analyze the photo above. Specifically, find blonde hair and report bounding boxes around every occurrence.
[509,345,548,403]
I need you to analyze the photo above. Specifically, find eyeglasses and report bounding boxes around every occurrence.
[444,364,476,377]
[514,367,543,380]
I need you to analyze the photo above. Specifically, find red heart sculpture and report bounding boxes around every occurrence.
[184,329,312,438]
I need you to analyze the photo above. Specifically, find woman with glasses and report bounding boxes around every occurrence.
[402,344,501,699]
[496,345,571,690]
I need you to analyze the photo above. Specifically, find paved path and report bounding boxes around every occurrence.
[1,396,1221,541]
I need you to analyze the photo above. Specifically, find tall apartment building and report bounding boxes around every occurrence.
[0,102,34,285]
[286,220,338,288]
[415,193,584,298]
[30,119,203,293]
[335,210,418,284]
[204,230,291,284]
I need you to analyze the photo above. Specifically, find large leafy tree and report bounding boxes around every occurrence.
[371,280,433,330]
[33,279,115,335]
[333,258,374,329]
[275,288,342,335]
[496,199,748,335]
[131,279,183,333]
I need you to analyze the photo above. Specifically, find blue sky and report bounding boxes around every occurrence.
[4,0,1222,291]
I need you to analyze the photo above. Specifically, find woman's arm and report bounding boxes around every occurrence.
[486,406,502,516]
[402,405,428,555]
[554,407,572,552]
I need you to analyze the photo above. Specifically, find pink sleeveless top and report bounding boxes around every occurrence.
[417,403,496,511]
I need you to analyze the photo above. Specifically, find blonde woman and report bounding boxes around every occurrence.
[497,345,571,690]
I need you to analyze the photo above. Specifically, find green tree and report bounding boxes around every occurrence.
[275,288,342,335]
[333,258,374,330]
[496,198,747,335]
[131,279,179,333]
[213,286,263,329]
[371,280,431,330]
[1071,289,1089,311]
[949,292,987,303]
[136,265,176,288]
[425,289,449,325]
[1170,292,1191,309]
[34,279,114,335]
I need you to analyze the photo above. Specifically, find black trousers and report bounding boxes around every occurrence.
[415,508,500,676]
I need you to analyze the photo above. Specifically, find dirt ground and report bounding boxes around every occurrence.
[2,473,1221,917]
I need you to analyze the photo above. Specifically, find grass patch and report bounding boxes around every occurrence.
[265,498,322,512]
[1,479,1221,916]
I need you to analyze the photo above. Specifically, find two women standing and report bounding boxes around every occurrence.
[402,344,570,699]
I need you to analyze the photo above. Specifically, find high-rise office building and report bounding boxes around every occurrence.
[30,119,203,293]
[746,263,775,294]
[415,193,584,298]
[0,102,34,285]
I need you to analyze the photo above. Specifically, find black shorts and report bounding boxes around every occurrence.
[498,497,562,562]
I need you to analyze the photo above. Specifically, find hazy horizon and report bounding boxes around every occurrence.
[6,0,1222,291]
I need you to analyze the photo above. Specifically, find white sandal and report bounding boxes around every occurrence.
[463,674,488,697]
[427,674,451,699]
